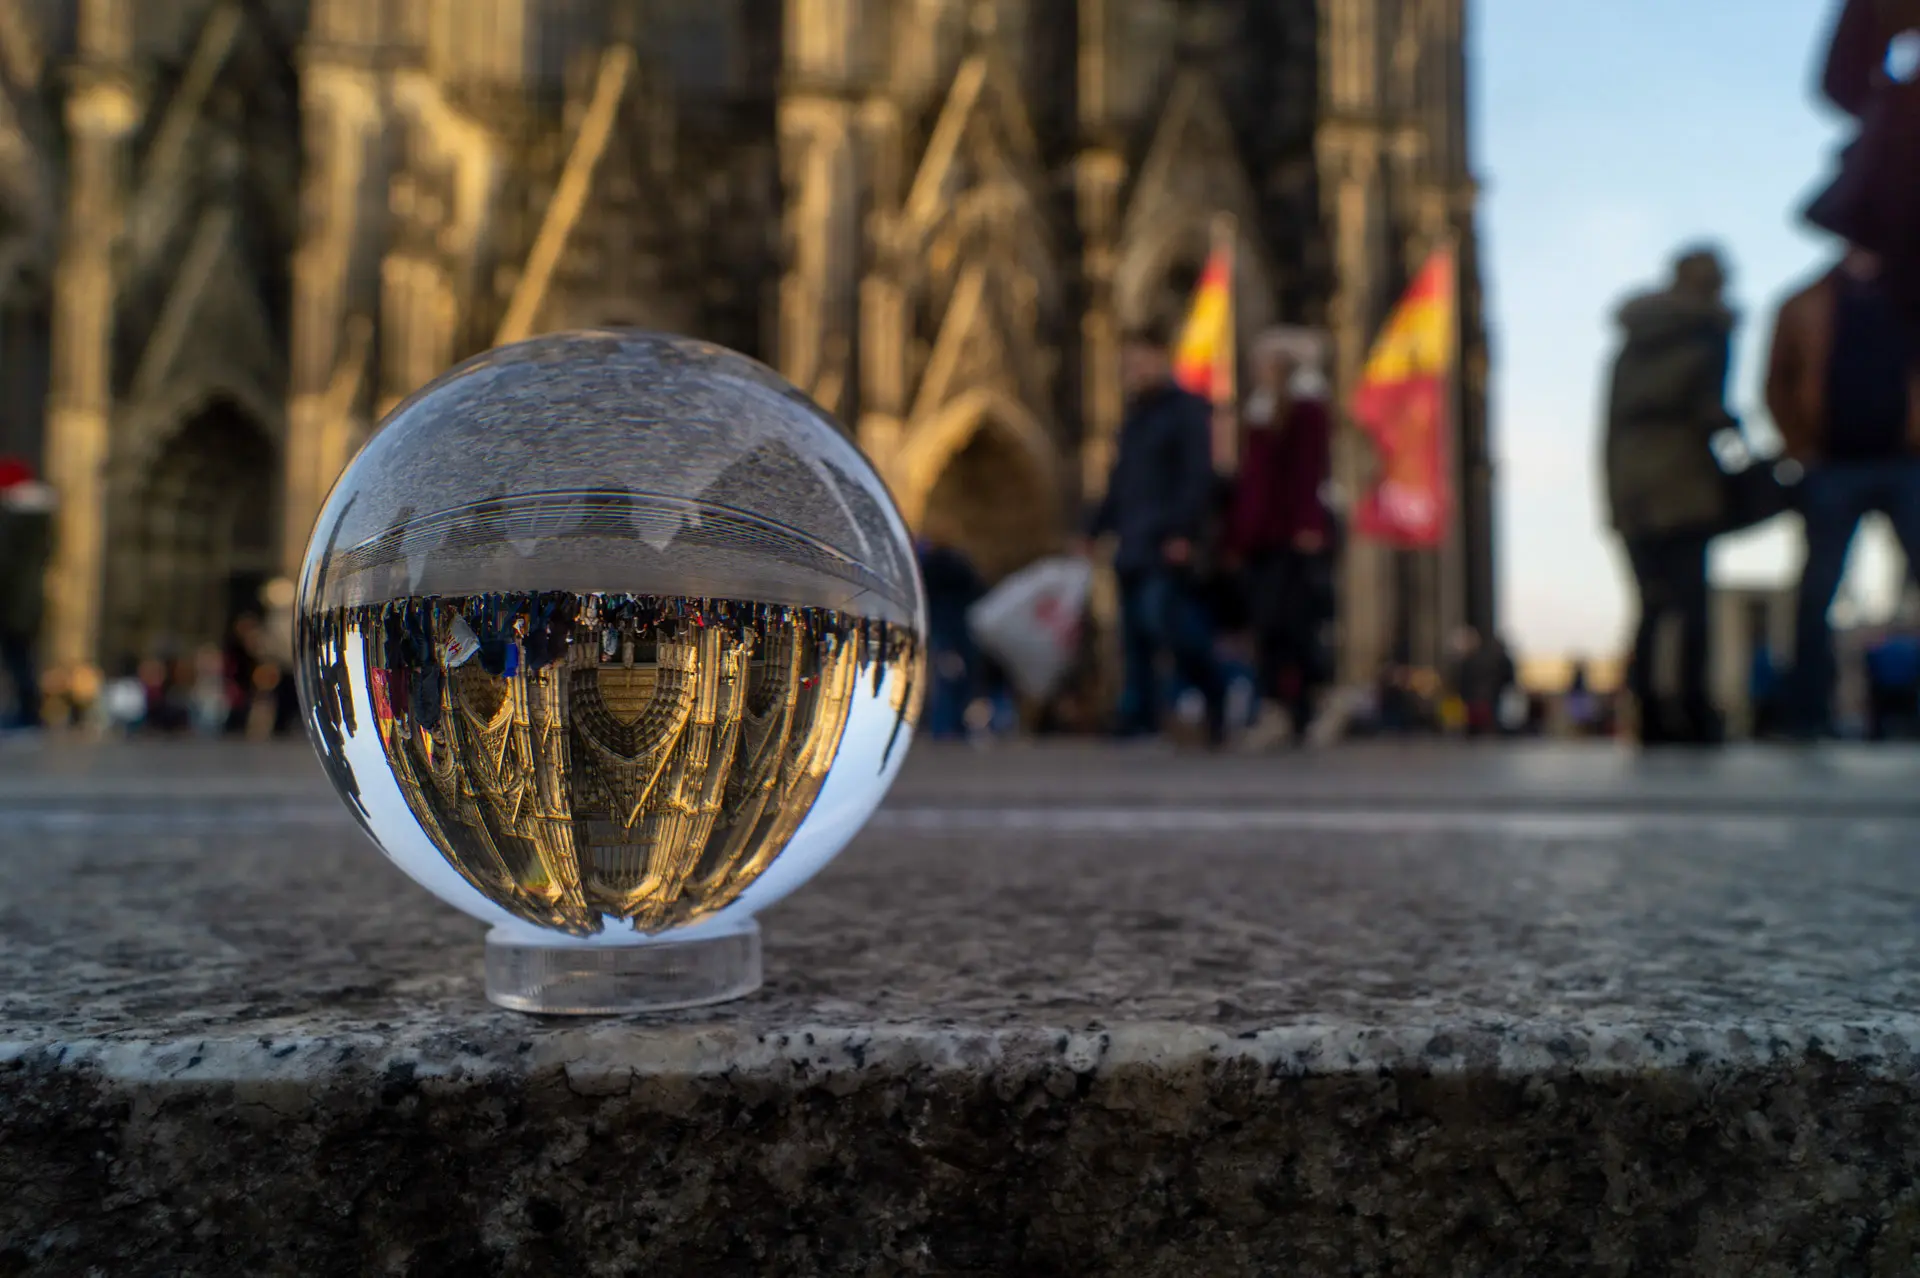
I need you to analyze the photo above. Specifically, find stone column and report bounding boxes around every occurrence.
[42,0,139,678]
[779,0,867,428]
[1445,0,1497,642]
[282,0,393,583]
[1073,0,1126,708]
[1318,0,1392,687]
[1073,0,1124,509]
[1318,126,1388,686]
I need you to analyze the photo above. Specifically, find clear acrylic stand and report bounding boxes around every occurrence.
[484,917,762,1014]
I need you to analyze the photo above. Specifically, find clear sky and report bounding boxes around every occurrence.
[1475,0,1899,660]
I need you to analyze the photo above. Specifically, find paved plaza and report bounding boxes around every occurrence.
[5,738,1920,1274]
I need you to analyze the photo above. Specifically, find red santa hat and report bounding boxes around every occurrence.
[0,456,33,492]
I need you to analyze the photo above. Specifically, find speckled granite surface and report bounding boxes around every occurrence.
[6,741,1920,1275]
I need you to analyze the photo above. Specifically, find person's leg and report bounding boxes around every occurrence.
[1623,538,1669,742]
[1876,460,1920,604]
[925,647,968,739]
[1116,573,1162,737]
[275,671,301,735]
[1245,555,1286,707]
[1788,467,1869,735]
[1164,573,1226,745]
[1272,552,1320,737]
[0,633,39,729]
[1867,684,1892,741]
[1672,533,1718,742]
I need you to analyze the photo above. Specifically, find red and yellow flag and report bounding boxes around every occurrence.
[1353,248,1457,548]
[1173,230,1234,404]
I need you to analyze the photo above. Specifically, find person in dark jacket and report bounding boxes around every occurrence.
[1604,247,1739,746]
[1768,245,1920,735]
[1224,342,1334,744]
[1084,321,1226,744]
[0,456,55,731]
[1806,0,1920,339]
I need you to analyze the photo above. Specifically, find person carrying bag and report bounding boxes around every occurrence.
[1603,247,1743,746]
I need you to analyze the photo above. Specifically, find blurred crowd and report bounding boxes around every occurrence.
[53,612,299,741]
[0,461,299,740]
[87,614,302,741]
[917,321,1530,751]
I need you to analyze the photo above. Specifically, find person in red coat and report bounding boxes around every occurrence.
[1224,342,1334,745]
[1806,0,1920,338]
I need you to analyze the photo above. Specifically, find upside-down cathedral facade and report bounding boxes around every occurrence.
[0,0,1492,690]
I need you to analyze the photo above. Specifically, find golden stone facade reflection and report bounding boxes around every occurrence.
[342,596,895,936]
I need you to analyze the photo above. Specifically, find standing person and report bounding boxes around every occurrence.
[916,527,985,741]
[1564,661,1599,736]
[1084,321,1226,745]
[1806,0,1920,340]
[221,614,263,736]
[1450,627,1520,738]
[0,456,54,733]
[1225,341,1333,746]
[1603,246,1741,746]
[1767,245,1920,737]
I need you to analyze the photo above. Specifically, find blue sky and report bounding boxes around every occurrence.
[1475,0,1896,658]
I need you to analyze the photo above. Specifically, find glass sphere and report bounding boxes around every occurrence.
[295,331,925,1011]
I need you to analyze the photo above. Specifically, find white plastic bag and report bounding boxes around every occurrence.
[965,555,1093,701]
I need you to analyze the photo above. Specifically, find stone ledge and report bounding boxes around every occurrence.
[8,744,1920,1274]
[9,1020,1920,1276]
[13,1017,1920,1087]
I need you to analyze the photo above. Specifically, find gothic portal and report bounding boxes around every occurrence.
[5,0,1492,684]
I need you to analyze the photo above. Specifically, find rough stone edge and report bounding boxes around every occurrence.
[9,1016,1920,1092]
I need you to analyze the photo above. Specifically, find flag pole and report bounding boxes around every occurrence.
[1440,226,1467,655]
[1209,211,1238,472]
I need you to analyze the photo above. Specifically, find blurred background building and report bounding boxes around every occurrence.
[0,0,1490,686]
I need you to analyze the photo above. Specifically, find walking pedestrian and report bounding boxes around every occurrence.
[1225,340,1334,747]
[1603,246,1741,746]
[916,527,985,741]
[1082,320,1227,745]
[1767,244,1920,737]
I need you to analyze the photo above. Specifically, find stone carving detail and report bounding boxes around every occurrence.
[865,24,1063,564]
[1114,68,1275,338]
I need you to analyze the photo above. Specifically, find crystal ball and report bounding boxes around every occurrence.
[295,332,926,1012]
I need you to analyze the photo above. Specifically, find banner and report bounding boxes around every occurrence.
[1173,221,1235,404]
[1353,249,1457,548]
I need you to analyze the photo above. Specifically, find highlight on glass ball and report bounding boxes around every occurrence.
[294,332,926,1014]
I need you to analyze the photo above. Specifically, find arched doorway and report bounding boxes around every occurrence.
[115,399,278,662]
[920,426,1058,584]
